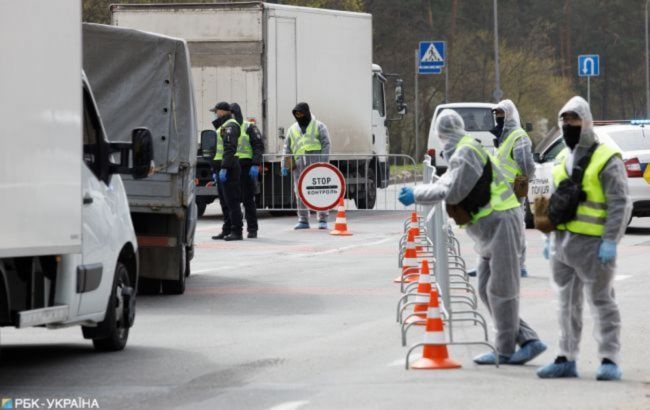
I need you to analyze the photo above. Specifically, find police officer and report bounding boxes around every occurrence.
[209,102,243,241]
[281,102,331,230]
[537,96,630,381]
[493,99,536,277]
[230,103,264,238]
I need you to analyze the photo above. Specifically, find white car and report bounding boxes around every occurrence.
[528,122,650,225]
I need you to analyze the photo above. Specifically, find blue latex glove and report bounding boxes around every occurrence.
[598,240,617,264]
[219,168,228,183]
[398,186,415,206]
[249,165,259,180]
[211,172,218,183]
[281,166,289,177]
[543,239,550,260]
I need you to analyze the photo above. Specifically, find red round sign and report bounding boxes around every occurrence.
[297,163,346,211]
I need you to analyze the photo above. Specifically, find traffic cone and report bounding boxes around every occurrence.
[410,288,461,369]
[408,212,425,252]
[404,259,432,325]
[330,198,352,236]
[394,230,419,283]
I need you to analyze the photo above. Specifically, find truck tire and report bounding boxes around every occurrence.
[83,261,132,352]
[354,168,377,210]
[161,246,186,295]
[197,202,207,217]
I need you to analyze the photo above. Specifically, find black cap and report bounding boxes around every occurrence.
[210,101,231,112]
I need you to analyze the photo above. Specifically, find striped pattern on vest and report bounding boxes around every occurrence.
[288,120,321,160]
[496,128,528,183]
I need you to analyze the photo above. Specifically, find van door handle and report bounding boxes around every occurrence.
[83,195,94,205]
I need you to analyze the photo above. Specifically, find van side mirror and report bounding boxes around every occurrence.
[108,127,153,179]
[395,78,407,115]
[131,128,154,179]
[200,129,217,159]
[525,122,533,132]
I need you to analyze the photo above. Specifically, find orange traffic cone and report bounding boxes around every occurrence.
[410,288,461,369]
[394,230,419,283]
[330,198,352,236]
[404,259,432,325]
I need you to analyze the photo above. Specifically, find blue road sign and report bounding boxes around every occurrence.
[419,41,445,74]
[578,54,600,77]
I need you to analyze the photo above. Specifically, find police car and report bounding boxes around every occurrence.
[528,121,650,226]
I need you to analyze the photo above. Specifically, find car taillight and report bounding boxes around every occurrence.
[624,158,643,177]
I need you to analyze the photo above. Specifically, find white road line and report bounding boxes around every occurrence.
[387,358,405,367]
[615,275,632,281]
[268,400,310,410]
[287,237,396,258]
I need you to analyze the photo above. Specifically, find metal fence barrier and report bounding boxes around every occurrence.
[258,153,419,211]
[398,155,499,368]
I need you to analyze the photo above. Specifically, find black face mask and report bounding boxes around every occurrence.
[211,115,225,129]
[562,124,582,150]
[294,112,312,129]
[490,117,505,139]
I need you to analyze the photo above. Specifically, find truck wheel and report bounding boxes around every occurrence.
[84,261,132,352]
[161,246,186,295]
[138,278,161,295]
[354,168,377,209]
[197,202,207,217]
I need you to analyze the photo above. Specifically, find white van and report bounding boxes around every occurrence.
[0,0,152,352]
[426,102,496,173]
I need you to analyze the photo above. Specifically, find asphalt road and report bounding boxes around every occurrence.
[1,206,649,410]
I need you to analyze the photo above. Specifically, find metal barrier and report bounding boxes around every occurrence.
[258,153,419,211]
[398,155,499,369]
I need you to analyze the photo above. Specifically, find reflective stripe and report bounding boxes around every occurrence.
[583,200,607,210]
[335,217,347,224]
[415,295,429,304]
[574,214,607,225]
[403,257,418,267]
[418,274,431,283]
[423,331,445,344]
[427,307,440,317]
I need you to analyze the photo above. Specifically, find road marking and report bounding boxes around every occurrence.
[268,401,310,410]
[615,275,632,281]
[388,358,405,367]
[287,237,396,258]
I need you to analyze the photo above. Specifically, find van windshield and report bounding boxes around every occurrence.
[448,108,495,132]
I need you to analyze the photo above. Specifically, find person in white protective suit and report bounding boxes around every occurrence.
[398,109,547,365]
[493,99,536,277]
[537,96,631,381]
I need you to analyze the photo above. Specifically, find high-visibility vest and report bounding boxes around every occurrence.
[496,127,529,184]
[456,135,521,224]
[552,144,620,237]
[288,120,322,160]
[235,121,253,160]
[213,118,239,161]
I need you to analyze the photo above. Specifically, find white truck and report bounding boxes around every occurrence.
[110,1,406,210]
[0,0,152,351]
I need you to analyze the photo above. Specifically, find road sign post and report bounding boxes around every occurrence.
[578,54,600,106]
[415,41,447,160]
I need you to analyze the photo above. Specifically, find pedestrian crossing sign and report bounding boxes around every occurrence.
[419,41,445,74]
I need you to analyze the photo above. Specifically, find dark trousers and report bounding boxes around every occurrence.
[223,162,243,235]
[240,163,259,233]
[216,178,231,235]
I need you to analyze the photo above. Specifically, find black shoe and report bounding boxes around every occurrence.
[224,233,243,241]
[211,232,229,240]
[247,232,257,239]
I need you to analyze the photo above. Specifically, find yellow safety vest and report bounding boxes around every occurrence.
[213,118,239,161]
[552,144,620,237]
[456,135,521,224]
[288,120,322,160]
[496,128,529,184]
[235,121,253,160]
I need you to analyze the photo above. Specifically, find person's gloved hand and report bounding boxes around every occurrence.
[398,186,415,206]
[543,239,550,260]
[281,166,289,177]
[598,240,617,264]
[211,172,218,183]
[219,169,228,183]
[249,165,259,180]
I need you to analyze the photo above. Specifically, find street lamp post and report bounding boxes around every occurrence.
[493,0,502,102]
[645,0,650,119]
[646,0,650,117]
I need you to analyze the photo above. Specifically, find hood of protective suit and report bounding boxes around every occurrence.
[558,96,596,149]
[230,103,244,125]
[292,102,312,129]
[494,99,521,143]
[435,109,467,160]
